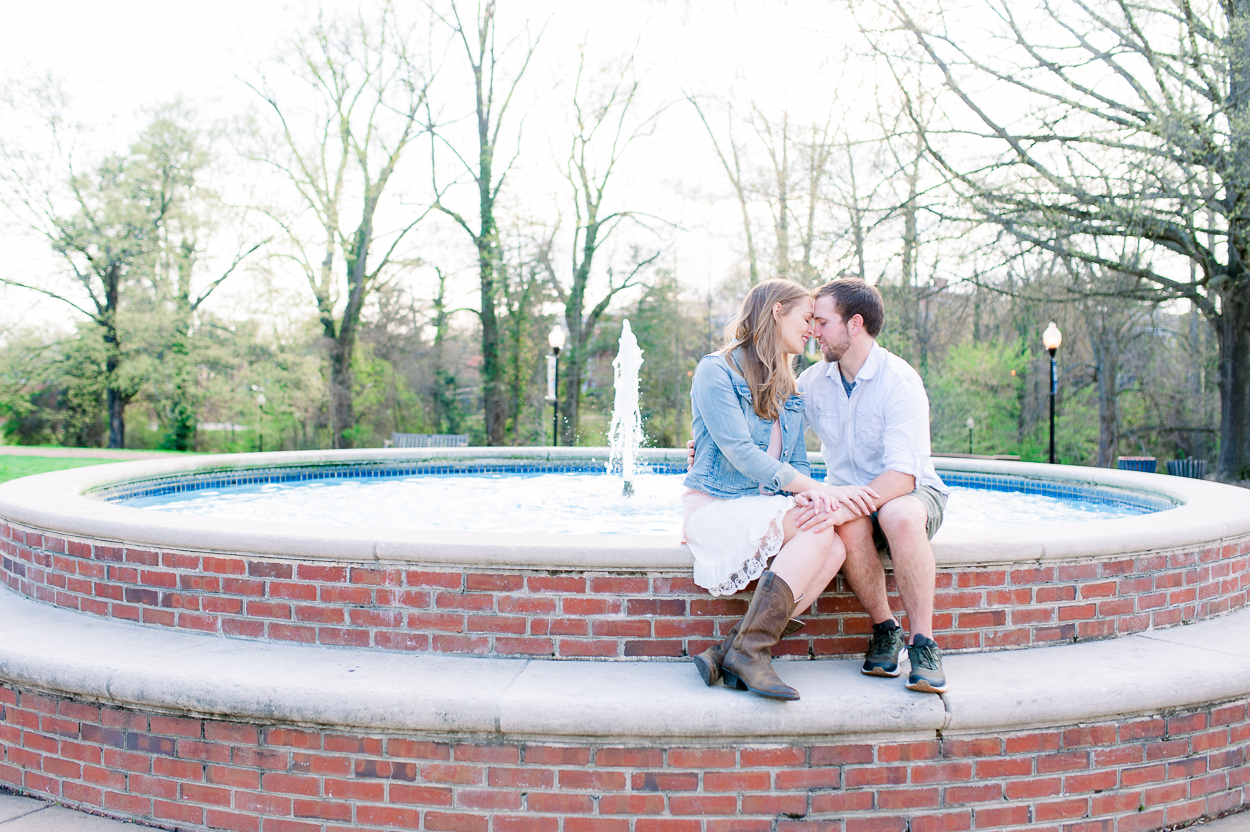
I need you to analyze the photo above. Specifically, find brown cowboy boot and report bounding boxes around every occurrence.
[720,571,800,701]
[692,619,805,687]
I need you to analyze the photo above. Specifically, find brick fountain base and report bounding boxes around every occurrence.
[0,449,1246,831]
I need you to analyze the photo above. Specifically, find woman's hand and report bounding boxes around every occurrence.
[792,489,840,517]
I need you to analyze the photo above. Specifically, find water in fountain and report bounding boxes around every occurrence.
[607,319,645,497]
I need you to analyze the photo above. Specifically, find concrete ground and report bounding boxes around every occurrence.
[0,786,1246,831]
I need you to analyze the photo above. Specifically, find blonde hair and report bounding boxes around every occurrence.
[719,279,811,421]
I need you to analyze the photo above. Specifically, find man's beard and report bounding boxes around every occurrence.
[820,341,845,363]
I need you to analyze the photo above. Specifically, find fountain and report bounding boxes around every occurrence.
[607,319,645,497]
[0,433,1248,828]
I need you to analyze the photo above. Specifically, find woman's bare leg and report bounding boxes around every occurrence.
[768,506,845,616]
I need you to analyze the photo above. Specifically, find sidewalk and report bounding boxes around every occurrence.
[1,789,155,829]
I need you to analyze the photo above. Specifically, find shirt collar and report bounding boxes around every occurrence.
[856,342,884,382]
[821,341,883,384]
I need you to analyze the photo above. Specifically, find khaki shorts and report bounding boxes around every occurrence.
[871,485,946,557]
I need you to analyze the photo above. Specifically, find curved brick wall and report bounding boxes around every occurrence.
[1,681,1246,832]
[2,519,1247,659]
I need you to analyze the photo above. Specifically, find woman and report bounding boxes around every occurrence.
[683,279,876,701]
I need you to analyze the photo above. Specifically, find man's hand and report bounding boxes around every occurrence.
[795,503,860,533]
[686,438,695,469]
[829,484,880,516]
[792,489,839,517]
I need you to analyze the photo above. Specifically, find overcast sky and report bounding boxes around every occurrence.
[0,0,894,335]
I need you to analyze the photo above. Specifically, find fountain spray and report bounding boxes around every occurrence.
[607,320,645,497]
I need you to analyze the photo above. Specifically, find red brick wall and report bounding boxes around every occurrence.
[0,682,1246,831]
[2,520,1248,659]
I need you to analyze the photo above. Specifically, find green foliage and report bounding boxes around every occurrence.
[929,338,1030,457]
[0,326,109,448]
[430,368,466,435]
[344,340,427,447]
[1013,382,1100,465]
[627,270,701,448]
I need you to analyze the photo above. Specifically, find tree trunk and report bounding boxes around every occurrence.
[430,268,461,434]
[103,299,124,449]
[732,141,759,285]
[559,223,595,446]
[161,307,196,451]
[1215,288,1250,480]
[480,247,505,445]
[559,355,579,445]
[898,153,920,363]
[107,387,125,450]
[846,143,868,281]
[773,114,790,281]
[559,303,585,445]
[328,334,355,449]
[330,225,373,450]
[1092,334,1119,468]
[1218,0,1250,479]
[477,94,505,445]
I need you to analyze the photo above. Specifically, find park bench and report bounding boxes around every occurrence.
[384,432,469,449]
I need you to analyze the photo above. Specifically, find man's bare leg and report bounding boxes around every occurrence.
[837,512,905,677]
[835,515,896,625]
[875,495,935,642]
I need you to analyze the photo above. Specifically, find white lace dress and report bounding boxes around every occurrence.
[681,421,795,596]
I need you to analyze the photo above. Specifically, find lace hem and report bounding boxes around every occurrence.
[706,512,788,596]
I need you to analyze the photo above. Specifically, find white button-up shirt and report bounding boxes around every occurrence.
[797,342,948,494]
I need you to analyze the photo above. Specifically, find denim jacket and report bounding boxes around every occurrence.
[683,350,810,498]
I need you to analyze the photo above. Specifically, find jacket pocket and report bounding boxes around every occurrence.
[731,378,754,403]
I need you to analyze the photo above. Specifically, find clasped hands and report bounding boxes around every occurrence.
[685,438,878,533]
[792,484,880,532]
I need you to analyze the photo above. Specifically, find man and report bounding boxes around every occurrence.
[795,276,950,693]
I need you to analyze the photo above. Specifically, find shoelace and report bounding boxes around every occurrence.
[910,641,941,670]
[868,628,900,656]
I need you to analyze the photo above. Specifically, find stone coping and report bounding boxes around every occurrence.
[2,585,1249,745]
[0,448,1245,569]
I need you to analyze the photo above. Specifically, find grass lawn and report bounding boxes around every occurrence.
[0,456,117,485]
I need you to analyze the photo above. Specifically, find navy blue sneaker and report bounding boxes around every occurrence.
[862,620,905,677]
[905,634,947,693]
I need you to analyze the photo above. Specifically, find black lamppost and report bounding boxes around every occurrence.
[1042,322,1063,464]
[547,325,566,446]
[965,416,975,455]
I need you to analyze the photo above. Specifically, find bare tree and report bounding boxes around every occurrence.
[0,87,253,448]
[875,0,1250,480]
[795,117,838,283]
[752,107,794,280]
[547,50,662,444]
[687,95,760,283]
[1062,262,1155,466]
[826,129,883,283]
[498,221,557,444]
[247,5,432,448]
[426,0,546,446]
[691,96,844,286]
[746,107,837,285]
